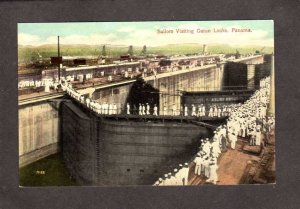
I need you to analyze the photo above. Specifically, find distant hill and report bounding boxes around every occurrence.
[18,43,274,64]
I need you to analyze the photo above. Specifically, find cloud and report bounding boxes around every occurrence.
[18,33,119,46]
[18,33,42,46]
[117,26,135,33]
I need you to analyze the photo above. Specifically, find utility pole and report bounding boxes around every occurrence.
[128,45,133,56]
[102,45,106,57]
[142,45,147,55]
[58,36,60,81]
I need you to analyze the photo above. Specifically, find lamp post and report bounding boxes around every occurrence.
[58,36,60,81]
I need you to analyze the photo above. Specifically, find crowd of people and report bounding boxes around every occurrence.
[64,79,238,118]
[127,103,237,118]
[63,83,121,115]
[153,76,275,186]
[18,79,59,89]
[61,74,275,187]
[18,74,92,90]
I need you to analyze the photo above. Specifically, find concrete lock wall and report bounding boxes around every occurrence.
[60,101,210,186]
[223,62,248,90]
[147,65,224,114]
[89,60,267,116]
[254,63,271,87]
[92,84,133,112]
[90,65,224,115]
[19,102,60,167]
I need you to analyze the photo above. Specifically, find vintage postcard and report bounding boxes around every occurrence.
[18,20,275,186]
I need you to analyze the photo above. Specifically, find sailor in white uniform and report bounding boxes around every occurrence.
[191,104,196,116]
[202,105,206,117]
[153,104,158,116]
[209,106,213,117]
[172,104,176,116]
[146,103,150,115]
[194,154,203,175]
[108,103,113,115]
[138,104,142,115]
[184,105,188,116]
[255,130,261,146]
[207,160,218,184]
[86,98,91,108]
[142,104,146,115]
[181,163,190,185]
[126,103,130,115]
[113,103,117,114]
[197,105,202,117]
[163,105,167,116]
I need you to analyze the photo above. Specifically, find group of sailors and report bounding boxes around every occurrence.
[127,103,235,118]
[153,135,221,186]
[65,83,121,115]
[134,103,157,116]
[226,76,272,148]
[88,102,119,115]
[154,76,274,186]
[18,73,94,90]
[18,79,57,89]
[65,85,238,119]
[18,76,75,92]
[64,84,241,119]
[153,163,190,186]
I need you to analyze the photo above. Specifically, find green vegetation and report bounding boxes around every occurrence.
[149,44,273,56]
[19,154,79,187]
[18,43,274,64]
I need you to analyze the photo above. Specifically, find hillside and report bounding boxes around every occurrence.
[18,43,274,64]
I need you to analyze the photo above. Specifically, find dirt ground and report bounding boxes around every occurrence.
[188,130,275,185]
[216,141,260,185]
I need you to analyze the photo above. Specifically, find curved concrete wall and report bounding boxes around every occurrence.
[100,120,209,185]
[60,101,210,185]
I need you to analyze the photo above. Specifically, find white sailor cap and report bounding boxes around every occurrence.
[174,169,178,172]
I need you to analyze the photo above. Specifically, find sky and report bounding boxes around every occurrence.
[18,20,274,47]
